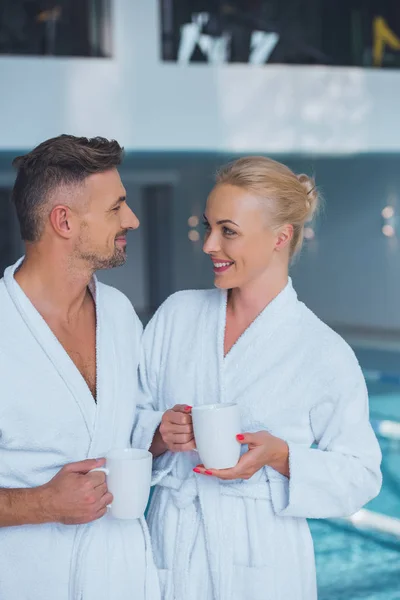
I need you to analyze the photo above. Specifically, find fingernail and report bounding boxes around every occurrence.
[184,405,192,411]
[205,470,213,476]
[237,434,245,441]
[193,467,201,473]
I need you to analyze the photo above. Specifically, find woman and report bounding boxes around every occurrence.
[133,157,382,600]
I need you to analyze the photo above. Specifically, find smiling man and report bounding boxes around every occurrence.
[0,135,160,600]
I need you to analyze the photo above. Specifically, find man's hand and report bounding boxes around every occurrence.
[157,404,195,453]
[40,458,113,525]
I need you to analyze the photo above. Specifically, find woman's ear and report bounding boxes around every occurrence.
[275,224,293,251]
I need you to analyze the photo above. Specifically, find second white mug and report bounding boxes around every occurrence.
[93,448,152,519]
[192,403,241,470]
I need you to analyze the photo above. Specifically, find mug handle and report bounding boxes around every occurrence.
[90,467,109,475]
[89,467,111,508]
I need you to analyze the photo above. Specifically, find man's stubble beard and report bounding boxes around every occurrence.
[75,225,128,271]
[78,245,127,270]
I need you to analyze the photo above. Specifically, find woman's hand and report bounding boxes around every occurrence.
[193,431,290,480]
[157,404,196,453]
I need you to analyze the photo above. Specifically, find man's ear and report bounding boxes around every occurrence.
[49,205,74,239]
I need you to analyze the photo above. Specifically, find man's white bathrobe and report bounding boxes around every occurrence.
[133,280,382,600]
[0,260,160,600]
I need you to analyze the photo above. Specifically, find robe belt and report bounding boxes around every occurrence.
[157,474,272,600]
[159,474,272,505]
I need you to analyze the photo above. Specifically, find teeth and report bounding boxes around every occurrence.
[214,262,232,268]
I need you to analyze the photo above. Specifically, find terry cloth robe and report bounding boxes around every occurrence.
[132,280,382,600]
[0,259,160,600]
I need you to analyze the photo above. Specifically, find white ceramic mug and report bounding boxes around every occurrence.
[192,403,241,470]
[92,448,152,519]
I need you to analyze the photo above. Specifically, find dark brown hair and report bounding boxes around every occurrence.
[12,134,124,241]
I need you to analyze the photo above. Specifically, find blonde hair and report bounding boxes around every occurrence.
[216,156,319,257]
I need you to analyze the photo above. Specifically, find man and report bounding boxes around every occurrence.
[0,135,160,600]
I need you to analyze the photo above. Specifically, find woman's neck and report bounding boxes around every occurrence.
[228,270,288,322]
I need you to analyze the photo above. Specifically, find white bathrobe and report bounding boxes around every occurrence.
[132,280,382,600]
[0,259,160,600]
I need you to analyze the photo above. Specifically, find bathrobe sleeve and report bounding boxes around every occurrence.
[132,305,180,483]
[131,310,165,452]
[268,355,382,519]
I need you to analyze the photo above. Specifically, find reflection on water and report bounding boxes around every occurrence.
[313,379,400,600]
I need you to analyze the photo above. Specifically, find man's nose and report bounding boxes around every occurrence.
[122,205,140,230]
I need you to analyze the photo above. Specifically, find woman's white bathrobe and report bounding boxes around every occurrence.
[132,280,382,600]
[0,260,160,600]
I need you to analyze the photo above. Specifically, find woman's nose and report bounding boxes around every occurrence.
[203,231,221,254]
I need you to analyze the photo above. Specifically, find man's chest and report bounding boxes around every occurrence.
[52,319,97,400]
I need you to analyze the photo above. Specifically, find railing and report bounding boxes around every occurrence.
[364,369,400,386]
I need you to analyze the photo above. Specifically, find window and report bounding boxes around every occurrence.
[0,0,112,57]
[160,0,400,67]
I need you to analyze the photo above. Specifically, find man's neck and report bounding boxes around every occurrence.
[14,248,94,323]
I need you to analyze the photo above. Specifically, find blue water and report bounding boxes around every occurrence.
[312,378,400,599]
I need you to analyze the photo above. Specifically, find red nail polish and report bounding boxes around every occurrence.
[205,470,213,476]
[184,405,192,411]
[193,467,201,473]
[237,434,245,441]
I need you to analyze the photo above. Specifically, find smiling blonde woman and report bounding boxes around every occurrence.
[133,156,382,600]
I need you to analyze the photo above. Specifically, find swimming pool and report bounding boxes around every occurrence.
[312,374,400,599]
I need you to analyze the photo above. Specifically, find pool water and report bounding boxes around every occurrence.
[311,379,400,599]
[311,520,400,599]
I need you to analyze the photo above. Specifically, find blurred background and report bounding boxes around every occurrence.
[0,0,400,597]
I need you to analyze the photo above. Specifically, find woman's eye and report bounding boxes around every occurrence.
[223,227,236,236]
